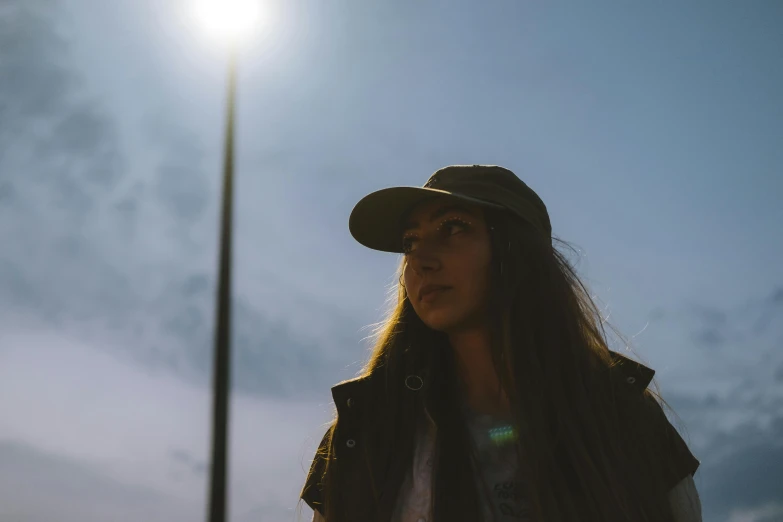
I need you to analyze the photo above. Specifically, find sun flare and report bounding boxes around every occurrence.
[193,0,261,44]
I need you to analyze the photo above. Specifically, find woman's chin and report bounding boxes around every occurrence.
[421,311,464,333]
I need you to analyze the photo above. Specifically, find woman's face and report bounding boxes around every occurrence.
[401,197,493,333]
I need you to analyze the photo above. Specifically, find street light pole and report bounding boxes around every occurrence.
[207,45,237,522]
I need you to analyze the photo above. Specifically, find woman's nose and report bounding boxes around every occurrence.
[406,247,442,275]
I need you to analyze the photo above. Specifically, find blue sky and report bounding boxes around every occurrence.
[0,1,781,521]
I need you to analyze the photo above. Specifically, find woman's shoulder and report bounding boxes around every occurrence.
[300,425,334,517]
[619,390,701,492]
[595,351,701,493]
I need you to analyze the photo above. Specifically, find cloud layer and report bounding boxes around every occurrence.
[1,1,781,521]
[0,328,332,521]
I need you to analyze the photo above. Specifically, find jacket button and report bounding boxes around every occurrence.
[346,439,356,448]
[347,398,353,408]
[626,376,636,384]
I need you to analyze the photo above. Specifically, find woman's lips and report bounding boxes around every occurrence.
[419,285,451,303]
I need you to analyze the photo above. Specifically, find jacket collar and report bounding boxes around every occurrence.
[330,350,655,415]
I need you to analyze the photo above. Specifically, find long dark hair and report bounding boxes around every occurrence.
[318,208,683,522]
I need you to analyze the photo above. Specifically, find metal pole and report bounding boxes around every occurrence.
[207,45,237,522]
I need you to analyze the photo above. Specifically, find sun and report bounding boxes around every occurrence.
[193,0,261,44]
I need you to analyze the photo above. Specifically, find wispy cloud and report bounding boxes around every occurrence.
[0,329,332,521]
[0,440,200,522]
[0,0,363,401]
[651,287,783,521]
[700,415,783,521]
[169,448,207,476]
[2,1,782,521]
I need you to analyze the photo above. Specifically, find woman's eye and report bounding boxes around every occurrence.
[401,219,469,253]
[440,218,470,235]
[402,236,418,253]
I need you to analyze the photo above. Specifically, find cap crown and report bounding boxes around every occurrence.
[425,165,551,237]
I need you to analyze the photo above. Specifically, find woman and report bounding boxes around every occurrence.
[299,165,702,522]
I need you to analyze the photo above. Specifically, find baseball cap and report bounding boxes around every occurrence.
[349,165,551,253]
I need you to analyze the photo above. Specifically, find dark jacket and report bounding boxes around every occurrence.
[300,350,701,521]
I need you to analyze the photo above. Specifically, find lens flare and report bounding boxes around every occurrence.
[489,425,519,446]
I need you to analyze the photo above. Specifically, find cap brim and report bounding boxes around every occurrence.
[349,186,502,253]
